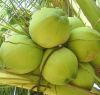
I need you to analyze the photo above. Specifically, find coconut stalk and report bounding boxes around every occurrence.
[0,70,40,90]
[75,0,100,32]
[0,70,97,95]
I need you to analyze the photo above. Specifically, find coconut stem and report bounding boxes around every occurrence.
[76,0,100,32]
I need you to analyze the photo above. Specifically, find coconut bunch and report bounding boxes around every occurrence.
[0,7,100,95]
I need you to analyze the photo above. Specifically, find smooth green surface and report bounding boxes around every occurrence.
[41,47,78,85]
[0,34,43,74]
[29,7,70,48]
[68,27,100,62]
[71,63,95,90]
[68,17,85,30]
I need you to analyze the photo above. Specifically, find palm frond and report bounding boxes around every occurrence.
[0,0,59,37]
[0,85,29,95]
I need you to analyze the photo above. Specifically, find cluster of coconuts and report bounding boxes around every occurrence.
[0,7,100,94]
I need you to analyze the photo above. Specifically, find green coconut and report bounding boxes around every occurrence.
[71,63,95,90]
[0,34,43,74]
[91,51,100,77]
[44,84,92,95]
[68,17,84,30]
[29,7,70,48]
[67,27,100,62]
[40,47,78,85]
[92,52,100,68]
